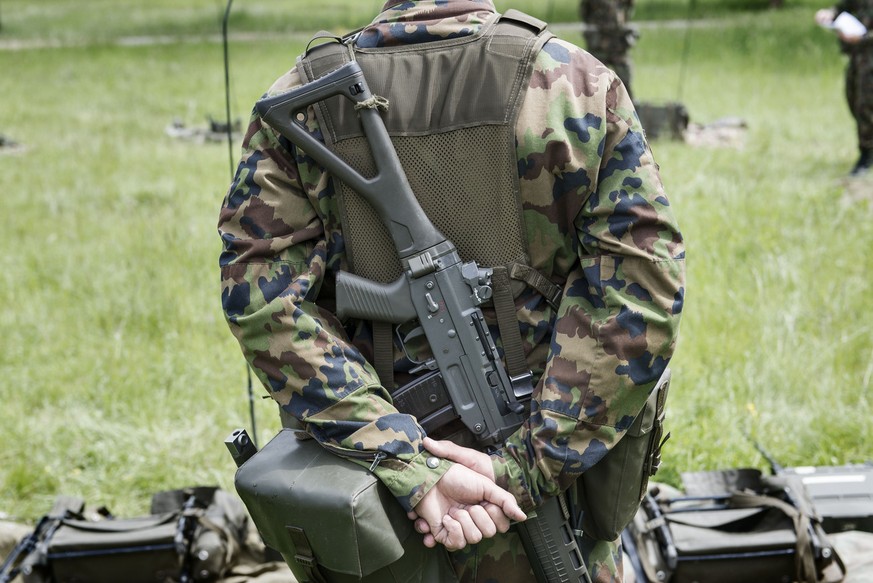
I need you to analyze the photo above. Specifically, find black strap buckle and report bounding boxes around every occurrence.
[510,371,534,400]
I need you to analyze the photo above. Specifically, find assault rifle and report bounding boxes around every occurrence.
[256,61,591,583]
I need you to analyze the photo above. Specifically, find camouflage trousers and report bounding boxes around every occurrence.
[448,529,623,583]
[846,50,873,149]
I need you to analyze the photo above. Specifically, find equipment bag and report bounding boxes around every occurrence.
[232,429,459,583]
[575,368,672,541]
[25,512,182,583]
[780,463,873,534]
[623,469,847,583]
[3,488,247,583]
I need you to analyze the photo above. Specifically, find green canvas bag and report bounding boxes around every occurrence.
[24,513,182,583]
[233,429,458,583]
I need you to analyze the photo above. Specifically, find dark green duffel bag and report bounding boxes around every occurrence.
[232,429,458,583]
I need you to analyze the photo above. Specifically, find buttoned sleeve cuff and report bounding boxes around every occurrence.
[372,449,454,512]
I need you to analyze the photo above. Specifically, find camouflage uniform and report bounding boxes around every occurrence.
[218,1,685,581]
[835,0,873,153]
[580,0,638,99]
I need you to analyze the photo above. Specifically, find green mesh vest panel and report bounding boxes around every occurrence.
[299,13,551,284]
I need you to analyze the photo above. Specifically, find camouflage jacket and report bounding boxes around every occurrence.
[218,0,685,514]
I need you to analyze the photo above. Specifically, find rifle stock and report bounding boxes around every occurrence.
[256,62,444,260]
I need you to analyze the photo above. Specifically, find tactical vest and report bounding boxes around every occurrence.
[298,10,559,390]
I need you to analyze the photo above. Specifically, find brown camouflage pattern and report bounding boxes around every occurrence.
[218,1,685,581]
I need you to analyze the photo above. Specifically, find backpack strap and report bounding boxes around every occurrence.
[729,491,818,583]
[498,9,550,34]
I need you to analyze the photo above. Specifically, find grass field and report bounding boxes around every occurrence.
[1,0,871,521]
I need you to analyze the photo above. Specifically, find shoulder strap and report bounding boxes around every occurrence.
[498,9,550,34]
[372,321,395,390]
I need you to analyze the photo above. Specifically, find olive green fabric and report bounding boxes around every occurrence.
[25,515,182,583]
[234,429,459,582]
[576,369,671,541]
[298,12,551,284]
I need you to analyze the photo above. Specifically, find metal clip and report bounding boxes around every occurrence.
[510,371,534,400]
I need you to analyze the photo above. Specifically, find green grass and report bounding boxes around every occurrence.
[1,1,872,521]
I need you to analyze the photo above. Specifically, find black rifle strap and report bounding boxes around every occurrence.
[490,265,529,379]
[373,321,395,390]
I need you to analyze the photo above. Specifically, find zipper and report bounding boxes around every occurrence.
[369,451,388,471]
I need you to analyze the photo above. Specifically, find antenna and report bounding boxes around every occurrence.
[222,0,235,177]
[221,0,258,448]
[743,429,784,475]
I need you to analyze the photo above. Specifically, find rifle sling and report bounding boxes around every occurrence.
[491,265,530,380]
[373,321,395,391]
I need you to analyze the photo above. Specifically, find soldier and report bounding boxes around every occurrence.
[580,0,638,99]
[218,1,685,582]
[816,0,873,176]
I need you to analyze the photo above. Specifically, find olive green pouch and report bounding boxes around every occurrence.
[576,369,672,541]
[233,429,458,583]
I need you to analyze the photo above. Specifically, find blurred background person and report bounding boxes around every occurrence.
[816,1,873,176]
[580,0,638,99]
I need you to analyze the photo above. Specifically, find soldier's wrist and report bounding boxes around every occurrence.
[375,449,454,512]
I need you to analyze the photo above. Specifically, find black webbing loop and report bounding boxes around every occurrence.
[373,321,395,391]
[286,525,328,583]
[509,263,563,310]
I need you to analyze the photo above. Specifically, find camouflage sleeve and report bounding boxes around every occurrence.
[491,39,685,511]
[217,69,449,512]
